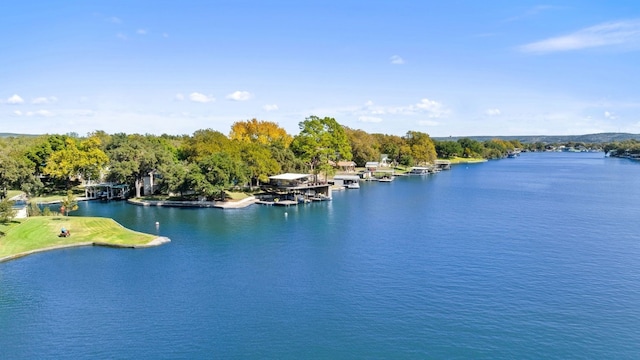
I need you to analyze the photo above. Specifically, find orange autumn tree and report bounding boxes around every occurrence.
[229,119,293,148]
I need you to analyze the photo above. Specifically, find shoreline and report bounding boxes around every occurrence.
[127,195,257,209]
[0,236,170,263]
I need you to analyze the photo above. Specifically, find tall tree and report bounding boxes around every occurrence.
[404,131,437,165]
[345,127,380,166]
[239,142,280,186]
[291,116,352,178]
[181,129,232,162]
[229,118,293,148]
[106,134,177,198]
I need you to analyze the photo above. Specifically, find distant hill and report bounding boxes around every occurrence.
[0,133,39,138]
[433,133,640,144]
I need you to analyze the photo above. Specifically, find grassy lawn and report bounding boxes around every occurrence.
[443,156,487,164]
[0,216,157,259]
[6,190,24,199]
[225,191,250,201]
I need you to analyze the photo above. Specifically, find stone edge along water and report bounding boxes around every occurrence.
[0,236,171,263]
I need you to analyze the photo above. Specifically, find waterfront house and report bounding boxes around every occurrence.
[336,161,357,173]
[365,162,379,172]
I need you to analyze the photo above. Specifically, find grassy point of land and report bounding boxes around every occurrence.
[444,157,487,164]
[0,216,165,262]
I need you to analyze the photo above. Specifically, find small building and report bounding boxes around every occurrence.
[380,154,391,167]
[336,161,357,173]
[365,162,379,172]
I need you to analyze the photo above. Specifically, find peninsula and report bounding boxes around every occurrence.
[0,217,169,263]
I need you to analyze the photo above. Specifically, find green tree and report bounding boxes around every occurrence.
[291,116,352,179]
[435,140,463,159]
[0,198,16,223]
[239,142,280,186]
[457,138,484,158]
[106,134,178,198]
[404,131,437,165]
[198,152,247,199]
[345,127,380,166]
[60,190,78,216]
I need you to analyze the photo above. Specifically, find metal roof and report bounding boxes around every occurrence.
[269,173,310,180]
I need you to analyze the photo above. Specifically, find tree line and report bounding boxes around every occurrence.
[0,116,520,200]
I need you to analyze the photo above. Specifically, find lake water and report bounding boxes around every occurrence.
[1,152,640,359]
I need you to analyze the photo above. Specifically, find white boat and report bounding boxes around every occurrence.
[378,175,394,182]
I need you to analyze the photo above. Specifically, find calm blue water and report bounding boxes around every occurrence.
[1,152,640,359]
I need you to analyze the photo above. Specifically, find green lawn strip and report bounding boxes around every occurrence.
[6,190,24,199]
[225,191,250,201]
[0,216,156,259]
[444,156,487,164]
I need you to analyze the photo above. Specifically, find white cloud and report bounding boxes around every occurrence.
[32,96,58,104]
[365,100,374,106]
[263,104,279,111]
[116,32,127,40]
[226,91,253,101]
[162,33,169,38]
[6,94,24,104]
[27,110,54,117]
[108,16,122,24]
[175,93,185,101]
[189,92,215,103]
[485,108,502,116]
[390,55,405,65]
[13,110,22,116]
[413,98,449,118]
[137,29,147,35]
[358,116,383,123]
[604,111,617,119]
[519,19,640,53]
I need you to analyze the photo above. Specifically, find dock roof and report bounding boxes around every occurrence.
[269,173,310,180]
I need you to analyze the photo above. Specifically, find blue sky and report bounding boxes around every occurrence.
[2,1,640,137]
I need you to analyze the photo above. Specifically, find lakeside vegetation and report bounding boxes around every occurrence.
[0,116,525,203]
[0,217,158,261]
[1,116,633,205]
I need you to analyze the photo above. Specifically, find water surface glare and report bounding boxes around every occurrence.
[1,152,640,359]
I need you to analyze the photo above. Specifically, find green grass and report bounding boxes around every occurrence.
[225,191,250,201]
[444,156,487,164]
[0,216,157,259]
[6,190,24,199]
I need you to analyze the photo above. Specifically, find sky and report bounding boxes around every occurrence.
[2,0,640,137]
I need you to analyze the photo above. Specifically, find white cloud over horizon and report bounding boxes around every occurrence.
[519,19,640,53]
[32,96,58,104]
[390,55,405,65]
[5,94,24,104]
[226,91,253,101]
[485,108,502,116]
[263,104,279,111]
[189,92,215,103]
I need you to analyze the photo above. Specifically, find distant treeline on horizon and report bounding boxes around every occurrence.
[4,132,640,144]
